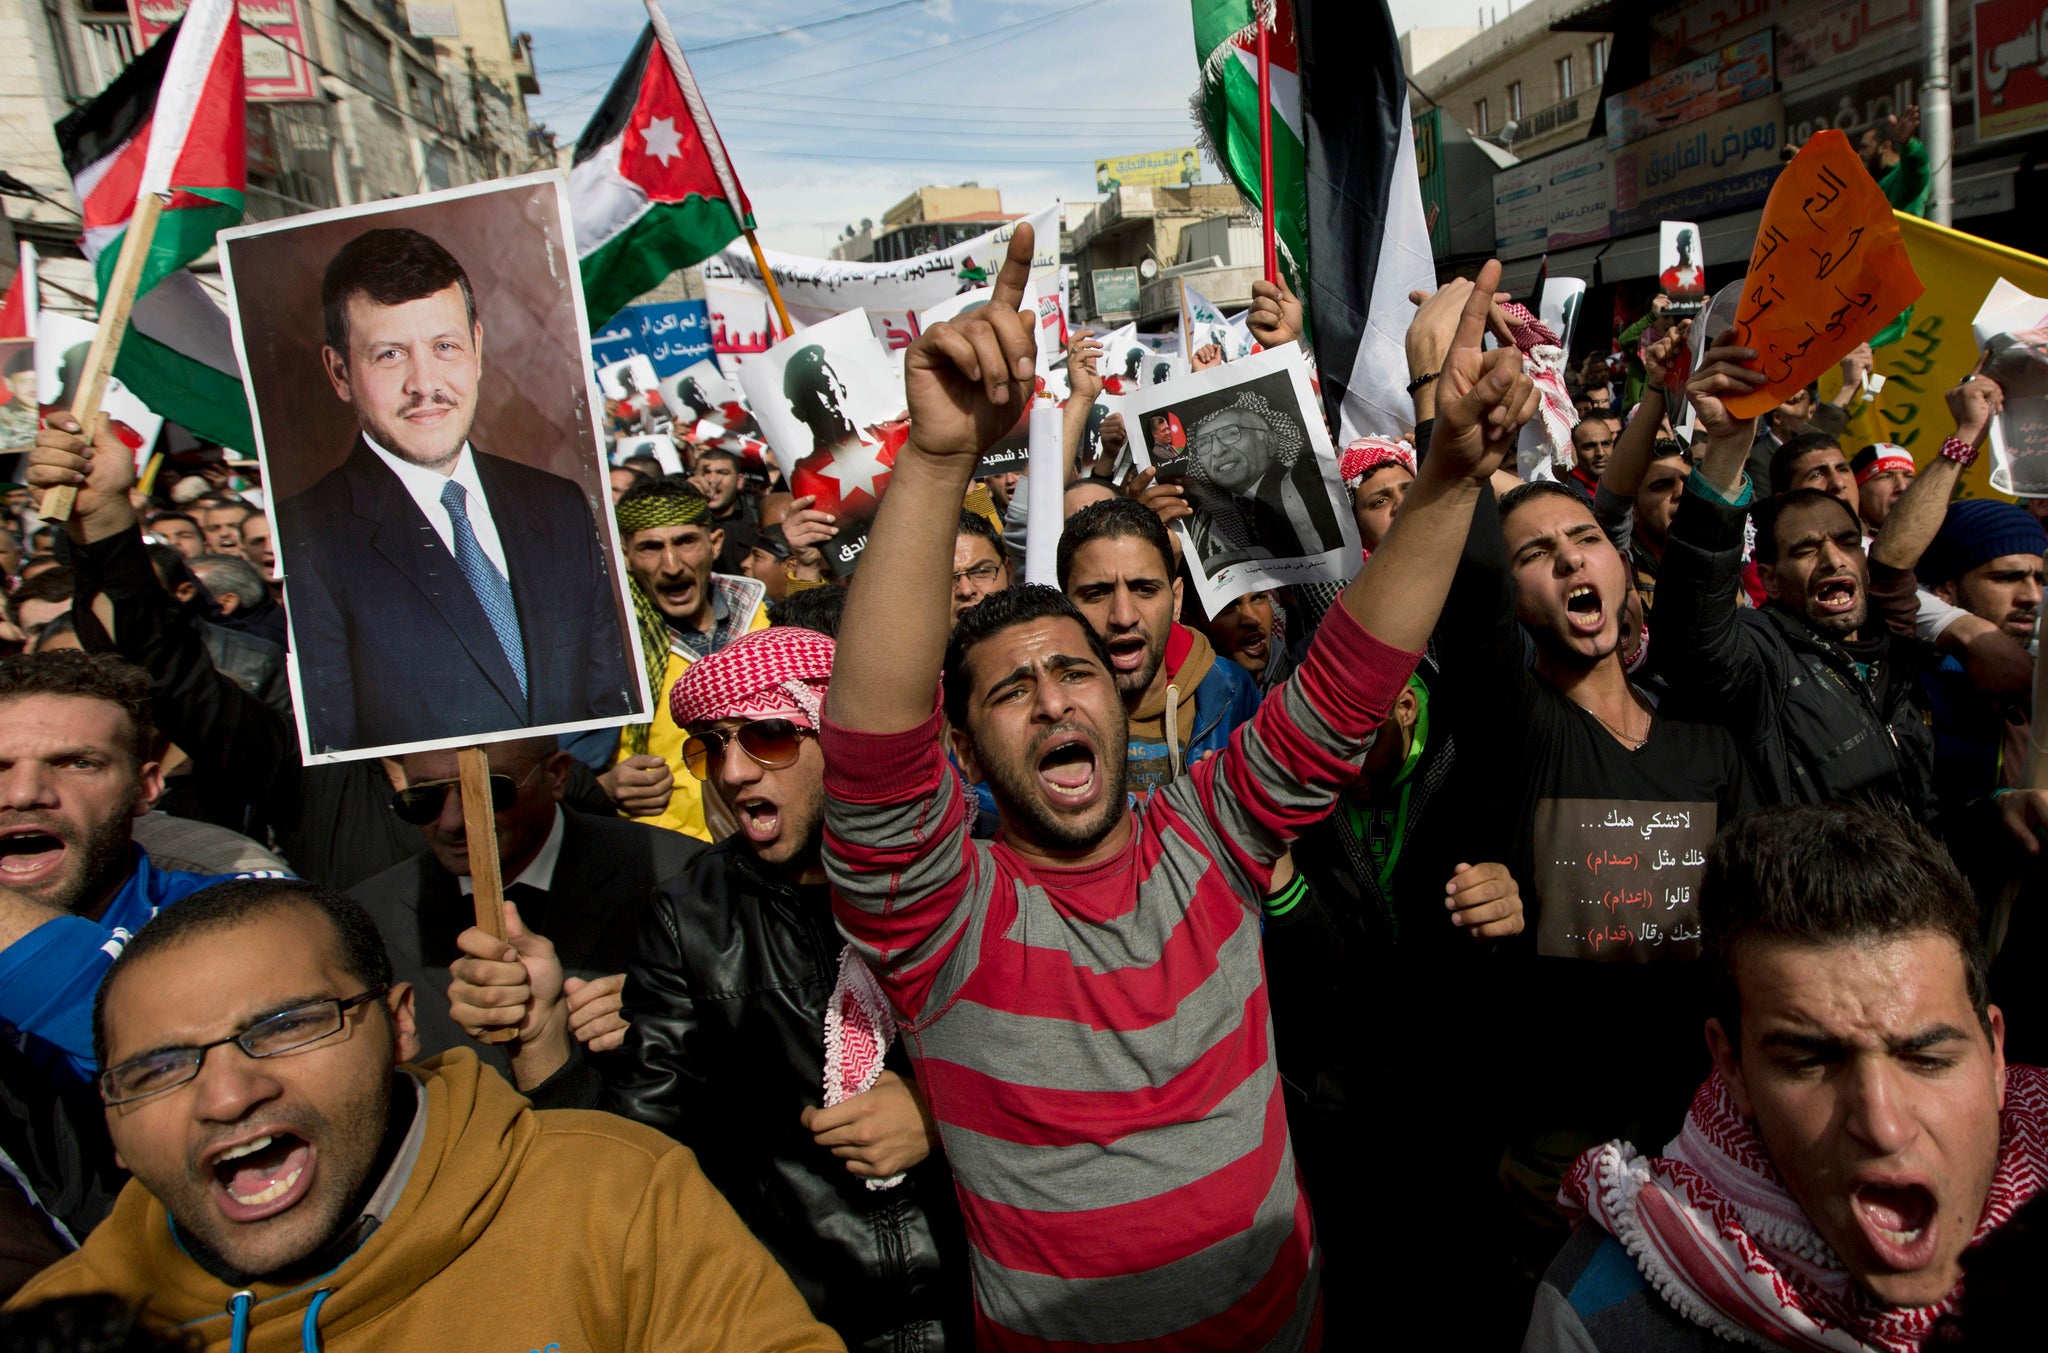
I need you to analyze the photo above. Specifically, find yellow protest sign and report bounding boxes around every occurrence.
[1832,214,2048,501]
[1726,130,1923,419]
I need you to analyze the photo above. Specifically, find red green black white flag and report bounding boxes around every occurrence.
[570,0,756,329]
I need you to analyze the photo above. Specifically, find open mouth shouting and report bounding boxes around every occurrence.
[1236,634,1269,665]
[0,823,70,891]
[1034,730,1103,813]
[1104,632,1149,679]
[656,576,698,615]
[1564,583,1607,636]
[1849,1177,1940,1272]
[205,1130,317,1224]
[1813,575,1860,617]
[734,792,785,848]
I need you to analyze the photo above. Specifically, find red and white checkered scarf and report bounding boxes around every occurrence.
[1562,1065,2048,1352]
[670,625,905,1188]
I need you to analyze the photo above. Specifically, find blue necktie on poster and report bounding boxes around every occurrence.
[441,480,527,698]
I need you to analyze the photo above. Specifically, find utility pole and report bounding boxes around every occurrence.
[1924,0,1953,225]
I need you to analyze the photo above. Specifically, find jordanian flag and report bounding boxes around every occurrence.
[1193,1,1308,304]
[571,0,754,329]
[55,0,252,450]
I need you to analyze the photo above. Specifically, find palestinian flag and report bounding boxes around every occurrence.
[1193,1,1308,303]
[0,242,35,339]
[1293,0,1436,443]
[571,0,755,329]
[54,0,252,450]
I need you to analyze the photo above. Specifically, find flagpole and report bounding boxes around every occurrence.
[743,227,794,340]
[1256,18,1277,285]
[40,191,163,522]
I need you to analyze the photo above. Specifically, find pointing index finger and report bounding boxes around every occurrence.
[1450,259,1503,356]
[989,222,1036,317]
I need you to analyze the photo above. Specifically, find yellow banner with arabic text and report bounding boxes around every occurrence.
[1829,214,2048,501]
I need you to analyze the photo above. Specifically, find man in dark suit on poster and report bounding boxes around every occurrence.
[280,227,636,754]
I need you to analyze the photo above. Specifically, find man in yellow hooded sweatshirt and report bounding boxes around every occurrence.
[4,876,840,1353]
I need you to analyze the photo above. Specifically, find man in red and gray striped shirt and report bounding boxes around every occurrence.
[823,225,1536,1351]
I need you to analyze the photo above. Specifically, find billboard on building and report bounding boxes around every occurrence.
[1093,148,1203,192]
[1091,267,1140,315]
[1491,139,1613,258]
[1647,0,1793,74]
[1414,107,1449,258]
[1610,95,1784,236]
[130,0,318,102]
[1606,30,1775,149]
[1976,0,2048,142]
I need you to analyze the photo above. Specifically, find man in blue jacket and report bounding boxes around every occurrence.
[0,651,282,1081]
[1057,498,1261,793]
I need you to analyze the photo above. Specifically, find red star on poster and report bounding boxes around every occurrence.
[790,421,910,515]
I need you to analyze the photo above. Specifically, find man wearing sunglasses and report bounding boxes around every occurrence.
[444,625,972,1350]
[6,877,839,1351]
[818,229,1537,1348]
[350,735,698,1062]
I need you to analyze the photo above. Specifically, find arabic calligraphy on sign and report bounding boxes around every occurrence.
[1723,130,1924,419]
[1975,0,2048,142]
[1534,798,1716,963]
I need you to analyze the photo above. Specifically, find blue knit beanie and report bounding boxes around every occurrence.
[1915,499,2048,587]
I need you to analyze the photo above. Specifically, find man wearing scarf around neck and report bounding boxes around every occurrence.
[1529,802,2048,1352]
[606,476,769,841]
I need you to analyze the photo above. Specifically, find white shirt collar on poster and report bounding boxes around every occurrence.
[364,435,509,579]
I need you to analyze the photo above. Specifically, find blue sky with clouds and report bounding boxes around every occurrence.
[506,0,1440,255]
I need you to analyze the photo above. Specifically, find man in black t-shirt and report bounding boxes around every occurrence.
[1435,475,1759,1291]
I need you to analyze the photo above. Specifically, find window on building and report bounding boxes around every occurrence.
[1590,38,1608,84]
[1475,98,1489,135]
[1508,81,1523,122]
[408,70,451,131]
[1557,56,1574,100]
[341,17,395,102]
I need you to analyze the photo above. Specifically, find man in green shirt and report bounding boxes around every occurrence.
[1861,104,1929,217]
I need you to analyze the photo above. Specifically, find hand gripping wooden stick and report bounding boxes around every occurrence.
[458,745,519,1045]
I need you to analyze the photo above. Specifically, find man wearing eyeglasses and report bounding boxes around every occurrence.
[349,735,698,1062]
[443,625,971,1349]
[951,510,1011,623]
[6,876,840,1351]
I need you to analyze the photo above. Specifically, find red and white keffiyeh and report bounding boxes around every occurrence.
[823,946,904,1190]
[1562,1066,2048,1353]
[1339,437,1414,492]
[670,625,833,730]
[1498,300,1579,475]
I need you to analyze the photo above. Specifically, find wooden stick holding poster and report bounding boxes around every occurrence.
[457,745,519,1044]
[39,193,161,522]
[1722,130,1924,420]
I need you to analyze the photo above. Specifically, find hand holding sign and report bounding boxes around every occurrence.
[1723,130,1923,420]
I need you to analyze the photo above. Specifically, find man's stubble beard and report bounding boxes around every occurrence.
[977,731,1130,854]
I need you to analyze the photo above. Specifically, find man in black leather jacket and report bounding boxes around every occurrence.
[448,623,971,1352]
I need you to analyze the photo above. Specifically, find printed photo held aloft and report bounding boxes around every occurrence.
[216,172,652,764]
[1128,341,1359,615]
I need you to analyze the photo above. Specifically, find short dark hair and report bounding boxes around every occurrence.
[6,565,75,628]
[92,879,394,1071]
[957,509,1005,558]
[1056,497,1172,590]
[768,583,847,637]
[146,510,199,534]
[144,544,191,594]
[1647,437,1692,467]
[322,227,477,355]
[1498,478,1592,528]
[1754,488,1859,566]
[1769,431,1843,497]
[693,446,742,473]
[943,583,1115,728]
[0,650,154,765]
[1701,801,1989,1045]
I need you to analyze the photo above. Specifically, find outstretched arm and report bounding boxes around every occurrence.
[1601,320,1687,500]
[828,225,1040,734]
[1871,369,1999,572]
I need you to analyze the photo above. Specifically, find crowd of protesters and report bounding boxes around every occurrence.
[3,183,2048,1352]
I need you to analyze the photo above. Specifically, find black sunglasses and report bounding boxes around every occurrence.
[682,718,810,781]
[388,761,543,825]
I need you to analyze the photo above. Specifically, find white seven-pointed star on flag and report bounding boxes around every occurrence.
[641,116,685,166]
[816,435,891,501]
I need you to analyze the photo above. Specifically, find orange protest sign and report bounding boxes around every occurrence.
[1724,129,1924,419]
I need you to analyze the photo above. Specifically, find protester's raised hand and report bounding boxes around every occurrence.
[1126,465,1191,525]
[1428,260,1538,481]
[1445,862,1524,940]
[1946,362,2004,447]
[562,972,628,1053]
[903,223,1038,461]
[1405,277,1475,382]
[27,413,138,533]
[1247,275,1303,349]
[780,494,838,551]
[1998,789,2048,856]
[799,1069,938,1179]
[599,754,673,818]
[1097,411,1127,463]
[1066,329,1104,405]
[1838,342,1875,388]
[1685,337,1769,441]
[1640,319,1692,391]
[1896,103,1921,145]
[447,901,564,1046]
